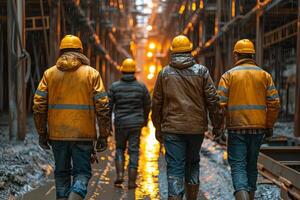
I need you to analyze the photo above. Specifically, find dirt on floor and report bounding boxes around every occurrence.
[0,118,54,200]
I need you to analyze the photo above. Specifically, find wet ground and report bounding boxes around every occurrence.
[1,119,288,199]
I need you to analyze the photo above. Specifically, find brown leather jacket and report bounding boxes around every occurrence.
[151,53,221,134]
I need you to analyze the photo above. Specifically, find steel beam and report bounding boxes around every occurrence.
[7,0,27,141]
[0,23,3,111]
[256,0,264,66]
[49,0,61,65]
[295,0,300,137]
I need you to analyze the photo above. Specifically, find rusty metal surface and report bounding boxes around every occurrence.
[258,153,300,200]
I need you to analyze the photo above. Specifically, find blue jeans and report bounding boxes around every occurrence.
[227,132,264,193]
[163,133,204,198]
[51,141,93,199]
[115,127,141,169]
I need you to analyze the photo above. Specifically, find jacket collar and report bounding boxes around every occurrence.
[234,58,258,67]
[169,52,196,69]
[121,73,136,82]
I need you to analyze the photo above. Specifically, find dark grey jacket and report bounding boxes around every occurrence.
[108,74,151,128]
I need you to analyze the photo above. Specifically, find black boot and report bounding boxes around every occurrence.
[114,160,124,186]
[128,168,138,189]
[235,190,249,200]
[68,192,83,200]
[185,183,199,200]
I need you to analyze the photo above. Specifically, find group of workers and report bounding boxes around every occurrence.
[33,34,280,200]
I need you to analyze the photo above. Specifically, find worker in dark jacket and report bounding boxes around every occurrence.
[108,58,151,189]
[218,39,280,200]
[152,35,222,200]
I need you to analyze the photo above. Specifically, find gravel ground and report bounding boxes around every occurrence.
[0,118,54,200]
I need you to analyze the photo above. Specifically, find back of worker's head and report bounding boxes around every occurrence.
[170,35,193,54]
[120,58,136,74]
[59,35,83,55]
[233,39,255,62]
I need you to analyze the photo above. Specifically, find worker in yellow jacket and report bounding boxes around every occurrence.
[33,35,111,200]
[218,39,280,200]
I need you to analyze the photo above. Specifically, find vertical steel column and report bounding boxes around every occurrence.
[198,0,205,64]
[294,0,300,137]
[0,23,4,111]
[214,0,222,81]
[49,0,61,65]
[256,0,264,66]
[7,0,26,141]
[227,0,235,69]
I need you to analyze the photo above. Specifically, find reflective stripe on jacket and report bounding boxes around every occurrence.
[218,60,280,129]
[33,52,110,141]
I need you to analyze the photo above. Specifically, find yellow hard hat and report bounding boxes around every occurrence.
[170,35,193,53]
[233,39,255,54]
[120,58,136,73]
[60,35,83,51]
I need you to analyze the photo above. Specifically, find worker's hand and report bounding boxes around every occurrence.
[212,128,224,141]
[263,128,273,143]
[38,135,50,150]
[265,128,273,138]
[155,130,163,143]
[96,137,108,152]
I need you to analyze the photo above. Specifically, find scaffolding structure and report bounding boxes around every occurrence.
[0,0,136,140]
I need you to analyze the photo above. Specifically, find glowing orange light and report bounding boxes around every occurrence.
[232,0,236,18]
[149,65,156,73]
[147,52,153,58]
[147,73,154,80]
[179,4,185,14]
[200,0,204,9]
[149,42,156,50]
[146,25,153,31]
[192,2,196,11]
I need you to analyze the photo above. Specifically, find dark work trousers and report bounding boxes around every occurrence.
[227,132,264,193]
[115,127,142,169]
[51,141,93,199]
[163,133,205,198]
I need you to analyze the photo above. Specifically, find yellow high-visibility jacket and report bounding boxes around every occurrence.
[218,59,280,130]
[33,52,110,141]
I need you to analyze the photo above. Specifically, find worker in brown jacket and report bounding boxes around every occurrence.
[152,35,222,200]
[33,35,110,200]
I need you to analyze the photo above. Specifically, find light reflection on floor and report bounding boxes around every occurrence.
[135,121,161,199]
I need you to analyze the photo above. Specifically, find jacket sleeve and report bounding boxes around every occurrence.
[93,71,111,138]
[151,71,163,131]
[217,73,230,109]
[203,69,222,129]
[32,72,49,137]
[265,74,280,128]
[143,85,151,125]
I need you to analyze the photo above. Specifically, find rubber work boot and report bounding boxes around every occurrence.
[128,168,138,189]
[249,191,255,200]
[68,192,83,200]
[235,190,250,200]
[185,183,199,200]
[114,160,124,186]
